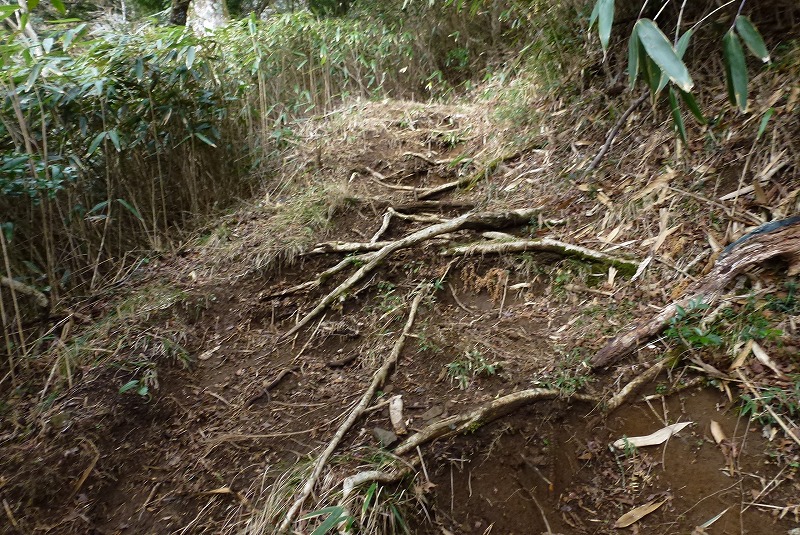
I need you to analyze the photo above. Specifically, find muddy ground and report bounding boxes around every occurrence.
[2,100,800,534]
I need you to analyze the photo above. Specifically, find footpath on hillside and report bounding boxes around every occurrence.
[4,98,800,535]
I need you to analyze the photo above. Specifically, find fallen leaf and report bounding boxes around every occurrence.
[730,339,753,370]
[203,487,232,495]
[614,499,667,528]
[697,506,731,529]
[198,344,221,361]
[612,422,693,450]
[710,421,727,444]
[751,341,786,378]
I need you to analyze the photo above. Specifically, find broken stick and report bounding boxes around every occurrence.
[394,388,597,455]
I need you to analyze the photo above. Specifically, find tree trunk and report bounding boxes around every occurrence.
[187,0,229,34]
[170,0,192,25]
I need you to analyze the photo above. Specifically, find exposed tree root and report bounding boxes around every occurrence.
[278,287,427,533]
[281,208,541,340]
[394,389,598,456]
[442,237,639,271]
[602,360,666,415]
[592,217,800,368]
[262,255,375,299]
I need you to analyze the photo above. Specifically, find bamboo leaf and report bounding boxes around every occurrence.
[0,5,21,24]
[723,30,748,112]
[301,506,349,535]
[194,132,217,148]
[668,87,687,143]
[680,89,706,124]
[635,19,693,92]
[756,108,774,140]
[643,55,661,95]
[87,131,106,156]
[597,0,614,54]
[119,380,140,394]
[628,24,640,88]
[107,129,121,151]
[185,45,196,69]
[117,199,144,222]
[614,499,667,528]
[589,0,600,28]
[658,29,693,93]
[87,200,109,214]
[675,28,693,57]
[51,0,66,15]
[735,16,769,62]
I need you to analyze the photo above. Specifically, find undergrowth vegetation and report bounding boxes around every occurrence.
[1,0,561,359]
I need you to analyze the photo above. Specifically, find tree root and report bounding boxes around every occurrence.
[281,208,541,340]
[278,287,428,533]
[394,389,597,455]
[591,217,800,368]
[442,237,639,271]
[602,360,666,415]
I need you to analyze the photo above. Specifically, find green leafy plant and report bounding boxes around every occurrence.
[534,348,593,396]
[664,297,722,349]
[300,506,352,535]
[589,0,770,138]
[445,348,499,389]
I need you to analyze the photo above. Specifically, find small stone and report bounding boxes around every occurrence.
[372,427,398,447]
[420,405,444,421]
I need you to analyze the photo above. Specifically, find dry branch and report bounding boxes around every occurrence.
[281,208,541,340]
[591,217,800,368]
[394,389,597,455]
[278,288,427,533]
[442,237,639,271]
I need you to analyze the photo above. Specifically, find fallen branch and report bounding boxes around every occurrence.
[392,200,474,212]
[281,208,541,340]
[364,167,423,193]
[592,217,800,368]
[303,242,390,255]
[394,388,597,455]
[1,276,48,308]
[442,237,639,271]
[278,287,427,533]
[417,140,539,200]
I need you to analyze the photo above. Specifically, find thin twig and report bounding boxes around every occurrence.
[581,92,649,180]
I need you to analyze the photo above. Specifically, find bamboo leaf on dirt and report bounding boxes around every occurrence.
[613,499,667,528]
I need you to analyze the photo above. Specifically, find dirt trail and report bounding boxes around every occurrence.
[2,100,799,534]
